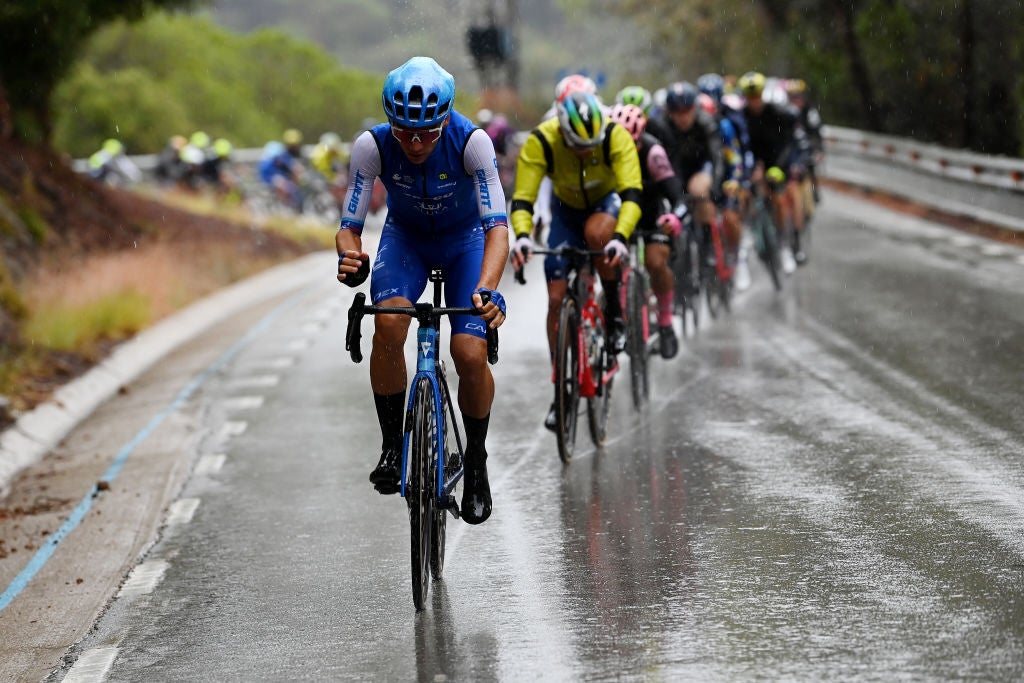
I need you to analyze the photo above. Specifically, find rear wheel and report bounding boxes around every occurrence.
[554,299,581,464]
[625,270,649,410]
[408,377,435,611]
[587,312,614,446]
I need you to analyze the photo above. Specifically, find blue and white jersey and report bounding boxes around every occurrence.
[340,109,507,236]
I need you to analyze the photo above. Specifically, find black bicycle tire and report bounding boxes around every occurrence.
[409,376,434,610]
[554,298,580,464]
[762,217,783,291]
[625,271,649,410]
[587,312,613,446]
[430,376,454,579]
[705,265,721,319]
[687,235,702,332]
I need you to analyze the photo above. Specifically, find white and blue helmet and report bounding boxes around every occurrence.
[381,56,455,128]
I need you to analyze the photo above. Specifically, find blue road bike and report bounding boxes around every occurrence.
[346,269,498,610]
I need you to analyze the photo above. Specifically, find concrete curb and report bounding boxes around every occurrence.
[0,250,332,497]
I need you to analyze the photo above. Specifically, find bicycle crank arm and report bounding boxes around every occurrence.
[437,494,461,519]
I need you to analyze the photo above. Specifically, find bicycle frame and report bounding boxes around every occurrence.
[398,324,460,501]
[345,277,498,507]
[531,247,611,398]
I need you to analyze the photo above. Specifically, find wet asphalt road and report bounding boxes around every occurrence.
[3,189,1024,681]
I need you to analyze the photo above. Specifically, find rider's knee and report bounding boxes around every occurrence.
[372,315,410,347]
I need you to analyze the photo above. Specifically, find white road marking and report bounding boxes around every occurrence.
[228,375,279,388]
[117,560,169,599]
[980,244,1009,257]
[301,322,322,334]
[63,646,119,683]
[166,498,200,526]
[194,453,226,476]
[223,396,265,411]
[288,338,312,351]
[256,356,296,369]
[217,421,248,440]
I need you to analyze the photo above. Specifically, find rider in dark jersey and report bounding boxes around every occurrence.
[645,81,725,251]
[739,71,806,268]
[336,57,509,525]
[608,103,689,359]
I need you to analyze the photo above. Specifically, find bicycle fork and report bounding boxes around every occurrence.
[400,325,459,509]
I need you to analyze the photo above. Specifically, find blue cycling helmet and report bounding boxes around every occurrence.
[382,56,455,127]
[664,81,699,112]
[697,73,725,104]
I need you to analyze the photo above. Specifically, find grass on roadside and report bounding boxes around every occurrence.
[138,187,336,250]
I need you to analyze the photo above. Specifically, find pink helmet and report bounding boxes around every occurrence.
[609,103,647,142]
[697,93,717,115]
[555,73,598,103]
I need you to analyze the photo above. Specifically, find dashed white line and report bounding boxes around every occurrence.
[166,498,200,526]
[117,560,169,599]
[217,421,248,440]
[63,646,118,683]
[288,338,312,351]
[229,375,280,388]
[250,356,295,369]
[980,244,1009,257]
[194,453,226,476]
[223,396,265,411]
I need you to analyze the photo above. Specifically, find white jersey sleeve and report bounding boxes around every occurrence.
[338,131,382,235]
[462,128,509,230]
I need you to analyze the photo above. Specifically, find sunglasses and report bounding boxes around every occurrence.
[391,123,444,146]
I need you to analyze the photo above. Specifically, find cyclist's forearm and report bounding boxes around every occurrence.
[477,226,510,289]
[615,198,642,240]
[336,228,362,256]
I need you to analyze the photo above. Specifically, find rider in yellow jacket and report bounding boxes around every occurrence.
[509,90,643,430]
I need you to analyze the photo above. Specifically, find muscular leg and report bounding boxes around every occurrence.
[546,280,568,358]
[451,333,495,524]
[368,296,413,394]
[367,295,413,494]
[451,334,493,419]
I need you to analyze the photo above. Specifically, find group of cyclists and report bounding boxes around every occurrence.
[333,56,824,527]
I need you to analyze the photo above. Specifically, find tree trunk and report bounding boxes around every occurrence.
[960,0,975,149]
[832,0,882,131]
[0,79,12,140]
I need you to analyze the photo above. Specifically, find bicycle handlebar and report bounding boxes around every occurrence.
[513,245,606,285]
[346,292,499,365]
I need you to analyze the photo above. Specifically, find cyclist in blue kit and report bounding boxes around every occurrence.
[336,57,509,525]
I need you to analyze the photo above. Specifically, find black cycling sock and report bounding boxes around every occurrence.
[601,280,622,319]
[374,391,405,452]
[462,413,489,461]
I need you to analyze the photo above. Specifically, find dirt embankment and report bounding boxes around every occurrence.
[0,138,319,428]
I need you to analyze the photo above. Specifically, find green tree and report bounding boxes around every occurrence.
[50,13,385,156]
[0,0,200,144]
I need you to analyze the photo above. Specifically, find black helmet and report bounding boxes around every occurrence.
[664,81,699,112]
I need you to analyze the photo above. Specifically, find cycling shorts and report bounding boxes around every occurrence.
[370,217,488,339]
[544,192,621,282]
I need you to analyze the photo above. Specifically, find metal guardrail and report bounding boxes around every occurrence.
[821,125,1024,233]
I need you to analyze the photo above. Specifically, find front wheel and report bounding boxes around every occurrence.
[760,216,783,292]
[587,312,614,446]
[431,375,458,579]
[408,376,436,611]
[625,270,649,410]
[554,298,581,464]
